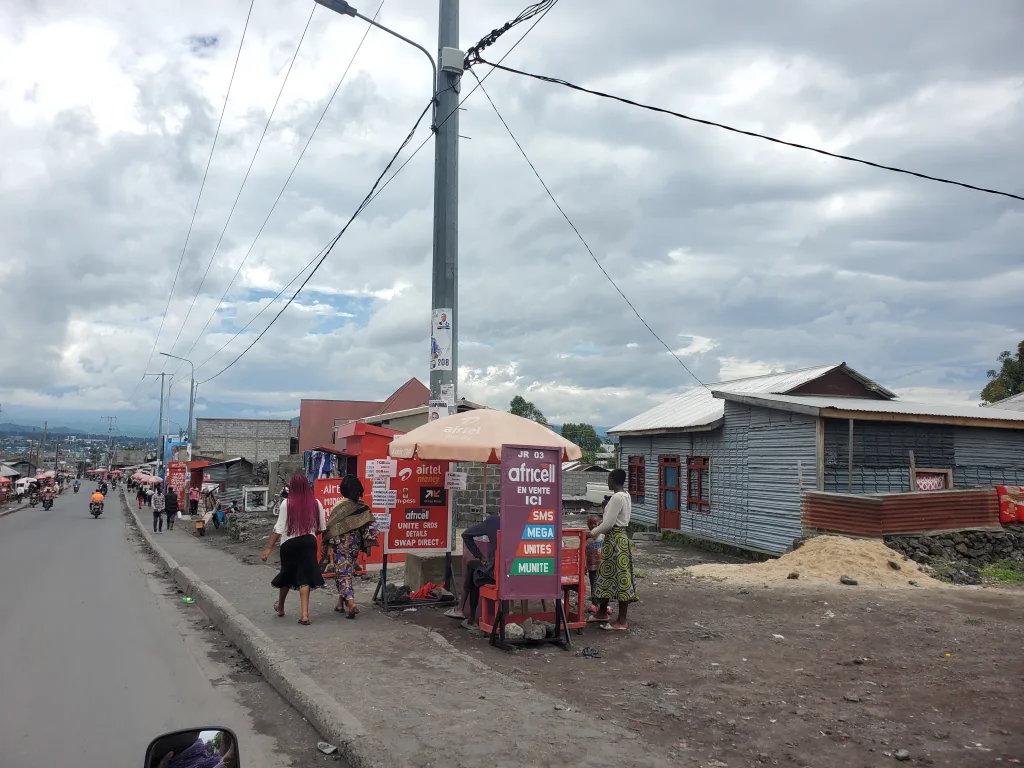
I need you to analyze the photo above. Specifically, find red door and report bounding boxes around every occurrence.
[658,457,681,531]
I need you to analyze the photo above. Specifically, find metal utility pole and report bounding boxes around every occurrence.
[160,353,195,445]
[429,0,461,409]
[143,372,167,476]
[40,421,47,470]
[101,416,116,471]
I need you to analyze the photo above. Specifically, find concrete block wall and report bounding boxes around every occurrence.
[453,462,501,528]
[195,419,292,464]
[562,471,590,497]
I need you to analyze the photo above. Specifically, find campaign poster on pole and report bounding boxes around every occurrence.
[430,308,453,371]
[498,444,562,601]
[382,459,451,554]
[166,462,189,510]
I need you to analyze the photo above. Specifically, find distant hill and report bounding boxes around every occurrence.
[549,425,614,442]
[0,422,97,437]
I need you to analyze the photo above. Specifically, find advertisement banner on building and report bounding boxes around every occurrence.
[163,436,191,466]
[381,459,451,554]
[498,444,562,601]
[430,308,453,371]
[314,478,344,514]
[166,462,189,510]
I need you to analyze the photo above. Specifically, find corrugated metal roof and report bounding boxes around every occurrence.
[717,392,1024,426]
[987,392,1024,412]
[609,363,843,435]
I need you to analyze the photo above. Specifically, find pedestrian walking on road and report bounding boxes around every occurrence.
[322,475,378,619]
[164,486,179,530]
[136,486,145,510]
[151,485,166,533]
[262,473,326,626]
[189,485,200,515]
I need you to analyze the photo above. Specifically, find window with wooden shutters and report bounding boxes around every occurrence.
[627,455,646,503]
[658,456,680,513]
[686,456,710,513]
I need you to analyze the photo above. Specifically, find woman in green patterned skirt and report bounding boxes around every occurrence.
[587,468,637,630]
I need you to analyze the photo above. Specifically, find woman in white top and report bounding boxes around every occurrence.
[586,468,638,631]
[262,474,327,625]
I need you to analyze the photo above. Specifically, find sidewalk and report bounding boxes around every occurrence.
[125,497,673,768]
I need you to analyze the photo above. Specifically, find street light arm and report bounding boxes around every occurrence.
[314,0,437,124]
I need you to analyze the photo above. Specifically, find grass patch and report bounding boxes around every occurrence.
[964,616,985,626]
[980,560,1024,584]
[634,568,649,579]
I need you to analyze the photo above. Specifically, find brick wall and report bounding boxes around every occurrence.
[195,419,292,464]
[562,471,590,497]
[453,462,501,528]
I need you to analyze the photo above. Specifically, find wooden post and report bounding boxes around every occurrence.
[815,418,825,491]
[847,419,854,493]
[908,450,916,492]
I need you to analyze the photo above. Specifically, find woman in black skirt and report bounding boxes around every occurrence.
[262,473,326,625]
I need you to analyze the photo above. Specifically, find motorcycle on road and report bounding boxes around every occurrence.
[89,501,103,518]
[42,497,53,511]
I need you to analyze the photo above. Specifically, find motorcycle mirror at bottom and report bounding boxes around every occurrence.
[145,727,238,768]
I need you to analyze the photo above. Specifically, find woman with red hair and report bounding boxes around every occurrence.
[262,473,327,625]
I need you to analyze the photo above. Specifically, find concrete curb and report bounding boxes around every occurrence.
[120,491,393,768]
[0,503,28,518]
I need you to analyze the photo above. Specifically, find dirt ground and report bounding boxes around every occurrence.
[407,539,1024,768]
[202,525,1024,767]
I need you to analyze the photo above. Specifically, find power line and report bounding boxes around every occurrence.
[463,0,556,67]
[471,58,1024,204]
[469,70,710,390]
[363,0,559,210]
[186,1,559,385]
[166,1,319,371]
[133,0,257,396]
[198,99,434,385]
[169,0,386,380]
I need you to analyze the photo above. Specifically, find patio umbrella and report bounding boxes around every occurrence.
[388,409,582,463]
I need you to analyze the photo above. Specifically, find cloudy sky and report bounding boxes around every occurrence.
[1,0,1022,435]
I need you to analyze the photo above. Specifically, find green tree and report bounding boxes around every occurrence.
[560,422,601,453]
[981,340,1024,403]
[509,395,548,425]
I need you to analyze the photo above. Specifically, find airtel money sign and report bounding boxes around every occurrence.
[382,459,451,555]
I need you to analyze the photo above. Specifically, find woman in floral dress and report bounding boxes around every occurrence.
[322,475,378,618]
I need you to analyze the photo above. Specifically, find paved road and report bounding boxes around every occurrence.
[0,488,322,767]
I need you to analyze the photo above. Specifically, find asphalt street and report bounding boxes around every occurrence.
[0,486,325,767]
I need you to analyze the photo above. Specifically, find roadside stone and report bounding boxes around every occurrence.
[887,560,901,571]
[839,575,858,586]
[787,572,800,580]
[894,748,910,761]
[843,693,862,703]
[505,622,525,641]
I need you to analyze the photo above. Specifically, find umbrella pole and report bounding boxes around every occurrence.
[482,463,487,517]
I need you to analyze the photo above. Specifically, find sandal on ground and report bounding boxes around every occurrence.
[298,618,311,625]
[586,614,611,623]
[599,623,628,631]
[273,603,285,617]
[444,607,465,619]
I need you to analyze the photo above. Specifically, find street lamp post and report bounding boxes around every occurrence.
[160,353,195,446]
[315,0,462,407]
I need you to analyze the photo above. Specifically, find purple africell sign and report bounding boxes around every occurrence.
[499,444,562,601]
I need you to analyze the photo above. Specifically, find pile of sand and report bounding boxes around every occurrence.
[685,535,944,589]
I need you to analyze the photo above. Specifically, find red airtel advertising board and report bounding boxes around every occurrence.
[381,459,451,555]
[166,462,189,510]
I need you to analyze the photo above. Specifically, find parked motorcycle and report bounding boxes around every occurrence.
[89,501,103,518]
[28,495,38,508]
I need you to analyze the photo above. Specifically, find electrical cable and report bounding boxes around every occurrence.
[470,58,1024,204]
[197,99,434,385]
[469,70,710,389]
[129,0,257,405]
[185,1,559,385]
[165,2,319,369]
[363,0,559,210]
[169,1,387,378]
[463,0,555,68]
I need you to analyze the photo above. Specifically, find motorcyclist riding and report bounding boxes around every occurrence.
[91,490,104,509]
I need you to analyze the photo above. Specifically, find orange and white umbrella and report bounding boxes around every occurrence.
[388,408,582,464]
